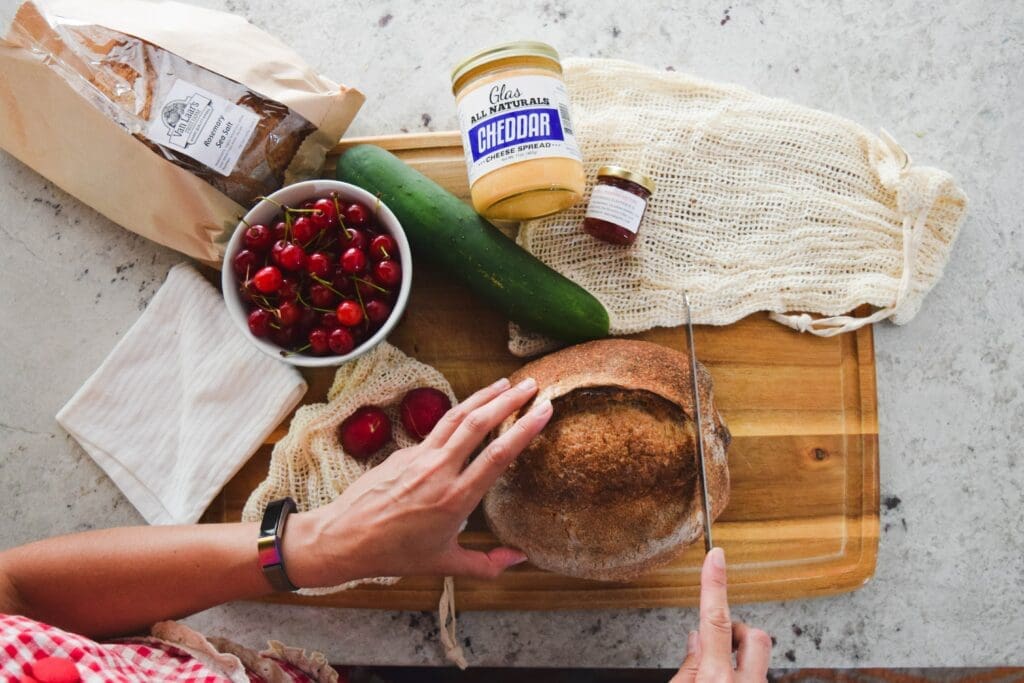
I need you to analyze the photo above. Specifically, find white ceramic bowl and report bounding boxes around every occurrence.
[222,179,412,368]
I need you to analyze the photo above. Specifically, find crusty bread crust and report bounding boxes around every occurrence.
[483,339,731,581]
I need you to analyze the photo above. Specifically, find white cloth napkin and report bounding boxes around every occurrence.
[57,263,307,525]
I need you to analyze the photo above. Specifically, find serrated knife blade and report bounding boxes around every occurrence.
[683,292,714,553]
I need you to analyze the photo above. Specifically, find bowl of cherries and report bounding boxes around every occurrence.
[222,180,411,367]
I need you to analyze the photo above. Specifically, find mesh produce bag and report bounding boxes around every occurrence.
[509,58,968,356]
[240,342,469,667]
[241,342,456,593]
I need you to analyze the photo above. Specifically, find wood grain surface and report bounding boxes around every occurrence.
[202,131,879,610]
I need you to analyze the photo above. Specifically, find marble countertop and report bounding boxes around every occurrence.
[1,0,1021,669]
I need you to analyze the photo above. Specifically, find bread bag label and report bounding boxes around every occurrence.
[457,74,582,185]
[146,78,259,177]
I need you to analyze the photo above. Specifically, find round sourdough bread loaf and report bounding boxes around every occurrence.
[483,339,731,581]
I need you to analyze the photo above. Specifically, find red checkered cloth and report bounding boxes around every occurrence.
[0,613,318,682]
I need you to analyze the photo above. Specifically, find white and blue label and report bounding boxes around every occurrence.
[457,74,581,185]
[146,78,259,177]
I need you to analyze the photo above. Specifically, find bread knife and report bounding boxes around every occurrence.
[683,292,714,553]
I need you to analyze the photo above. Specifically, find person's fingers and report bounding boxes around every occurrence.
[441,545,528,579]
[442,377,538,461]
[698,547,733,672]
[424,377,511,447]
[457,398,552,499]
[669,630,701,683]
[733,621,772,681]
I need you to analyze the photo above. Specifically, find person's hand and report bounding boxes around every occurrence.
[671,548,772,682]
[284,376,552,588]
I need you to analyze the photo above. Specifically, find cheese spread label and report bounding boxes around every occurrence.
[146,78,259,177]
[585,184,648,233]
[457,74,582,185]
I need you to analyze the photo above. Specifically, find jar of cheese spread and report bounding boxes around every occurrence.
[451,41,585,220]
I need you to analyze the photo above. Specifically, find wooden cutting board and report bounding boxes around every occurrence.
[202,131,879,610]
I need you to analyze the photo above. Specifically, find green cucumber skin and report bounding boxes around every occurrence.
[336,144,609,343]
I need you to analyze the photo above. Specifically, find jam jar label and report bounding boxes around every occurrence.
[457,74,582,185]
[146,78,260,177]
[584,184,648,233]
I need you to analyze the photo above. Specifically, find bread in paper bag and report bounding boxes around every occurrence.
[0,0,364,264]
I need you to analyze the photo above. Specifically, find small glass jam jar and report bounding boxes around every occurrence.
[582,166,655,246]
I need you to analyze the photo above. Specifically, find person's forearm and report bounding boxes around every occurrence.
[0,513,338,638]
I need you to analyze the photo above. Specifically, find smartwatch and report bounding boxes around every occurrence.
[258,497,298,592]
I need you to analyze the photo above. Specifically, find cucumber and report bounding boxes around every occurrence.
[336,144,609,343]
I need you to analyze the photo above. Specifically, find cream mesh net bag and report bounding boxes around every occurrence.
[241,342,469,668]
[508,58,968,357]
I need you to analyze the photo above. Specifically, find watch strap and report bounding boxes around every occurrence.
[258,497,298,592]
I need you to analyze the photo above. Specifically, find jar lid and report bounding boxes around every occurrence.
[451,41,562,91]
[596,165,656,194]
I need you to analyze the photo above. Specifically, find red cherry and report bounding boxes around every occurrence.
[400,387,452,441]
[292,216,316,245]
[243,223,273,252]
[278,243,306,271]
[373,260,402,288]
[277,276,299,301]
[272,221,288,241]
[336,299,364,327]
[270,325,295,348]
[308,327,330,355]
[248,308,271,337]
[277,300,302,327]
[311,211,329,232]
[339,405,391,459]
[270,239,288,265]
[340,228,367,250]
[329,326,356,355]
[298,306,318,335]
[320,312,341,329]
[316,197,339,222]
[252,266,282,293]
[307,252,332,279]
[309,283,337,308]
[344,202,371,228]
[365,299,392,326]
[350,323,368,346]
[369,234,396,261]
[232,249,257,277]
[301,199,317,210]
[340,247,367,275]
[333,273,356,295]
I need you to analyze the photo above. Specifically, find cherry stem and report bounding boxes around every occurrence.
[294,290,333,315]
[311,274,344,297]
[352,276,387,293]
[281,343,311,357]
[286,208,318,214]
[239,217,251,229]
[334,195,353,240]
[257,196,286,210]
[353,279,369,321]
